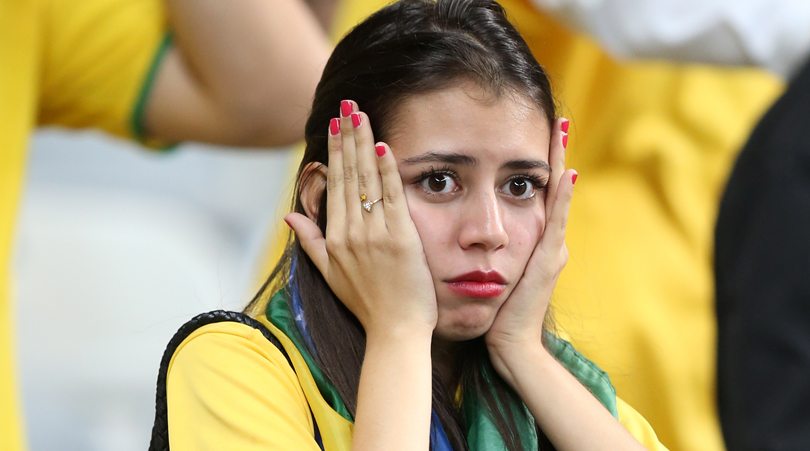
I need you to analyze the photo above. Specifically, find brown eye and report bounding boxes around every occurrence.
[510,179,528,196]
[420,173,457,194]
[428,175,447,192]
[500,177,537,199]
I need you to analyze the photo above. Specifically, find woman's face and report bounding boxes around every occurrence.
[386,84,551,342]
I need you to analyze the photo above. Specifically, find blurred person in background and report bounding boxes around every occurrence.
[714,26,810,451]
[257,0,804,450]
[512,2,810,449]
[500,2,810,451]
[0,0,331,449]
[520,2,810,451]
[528,0,810,79]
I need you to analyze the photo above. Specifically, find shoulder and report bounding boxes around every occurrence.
[166,319,320,450]
[169,320,292,375]
[167,320,303,405]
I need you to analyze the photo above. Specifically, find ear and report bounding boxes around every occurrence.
[299,162,328,222]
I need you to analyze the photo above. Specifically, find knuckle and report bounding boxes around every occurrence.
[327,174,342,191]
[343,166,357,182]
[347,230,365,249]
[557,214,569,230]
[383,192,398,205]
[367,229,387,246]
[383,241,403,257]
[357,172,372,188]
[325,236,342,253]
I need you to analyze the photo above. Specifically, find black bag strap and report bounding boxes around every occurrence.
[148,310,293,451]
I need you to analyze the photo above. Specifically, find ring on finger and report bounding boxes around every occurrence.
[360,193,383,212]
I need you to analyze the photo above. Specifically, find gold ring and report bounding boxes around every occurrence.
[360,193,382,212]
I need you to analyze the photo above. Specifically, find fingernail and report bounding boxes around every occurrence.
[562,133,568,149]
[283,217,292,228]
[572,172,578,185]
[341,100,353,118]
[330,118,340,136]
[376,144,386,157]
[561,119,569,133]
[351,112,362,128]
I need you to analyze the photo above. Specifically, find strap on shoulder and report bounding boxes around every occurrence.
[148,310,293,451]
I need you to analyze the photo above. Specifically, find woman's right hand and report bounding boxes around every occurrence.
[285,100,438,340]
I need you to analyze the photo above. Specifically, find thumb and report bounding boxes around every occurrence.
[285,213,328,276]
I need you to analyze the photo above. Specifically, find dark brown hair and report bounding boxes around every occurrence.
[248,0,557,449]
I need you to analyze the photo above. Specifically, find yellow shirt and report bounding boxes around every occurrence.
[0,0,167,448]
[166,320,669,451]
[259,1,784,450]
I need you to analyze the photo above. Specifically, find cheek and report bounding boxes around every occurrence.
[507,207,545,256]
[405,197,456,270]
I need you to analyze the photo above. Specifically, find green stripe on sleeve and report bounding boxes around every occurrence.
[130,32,177,151]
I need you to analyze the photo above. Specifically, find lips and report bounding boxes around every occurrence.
[447,270,507,284]
[445,270,507,298]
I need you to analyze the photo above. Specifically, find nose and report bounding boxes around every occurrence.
[458,191,509,251]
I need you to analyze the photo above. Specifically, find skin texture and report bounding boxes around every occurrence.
[144,0,331,147]
[287,85,647,450]
[386,87,551,342]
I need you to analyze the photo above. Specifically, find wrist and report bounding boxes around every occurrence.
[366,322,434,349]
[487,330,546,363]
[490,339,554,391]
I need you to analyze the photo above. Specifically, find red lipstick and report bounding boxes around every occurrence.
[446,270,506,298]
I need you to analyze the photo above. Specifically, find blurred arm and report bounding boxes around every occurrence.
[143,0,332,147]
[530,0,810,79]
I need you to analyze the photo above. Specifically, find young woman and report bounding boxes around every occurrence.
[155,0,668,449]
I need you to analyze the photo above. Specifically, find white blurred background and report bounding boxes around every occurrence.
[13,129,294,451]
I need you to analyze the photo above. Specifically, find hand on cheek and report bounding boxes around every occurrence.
[485,117,576,386]
[285,100,438,341]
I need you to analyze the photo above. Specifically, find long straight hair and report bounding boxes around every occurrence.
[247,0,558,449]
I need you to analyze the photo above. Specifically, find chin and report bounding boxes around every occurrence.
[434,304,496,342]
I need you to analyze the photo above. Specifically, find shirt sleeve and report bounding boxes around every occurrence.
[37,0,170,143]
[528,0,810,79]
[616,396,670,451]
[166,323,322,451]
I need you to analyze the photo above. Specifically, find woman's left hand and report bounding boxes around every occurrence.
[483,122,648,451]
[485,117,577,385]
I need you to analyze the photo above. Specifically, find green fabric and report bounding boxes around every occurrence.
[545,333,619,418]
[462,364,540,450]
[266,290,353,421]
[266,290,618,450]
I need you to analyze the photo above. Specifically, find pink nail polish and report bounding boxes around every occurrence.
[330,118,340,136]
[572,173,578,185]
[351,112,362,128]
[562,134,568,149]
[376,144,386,157]
[561,119,569,133]
[341,100,353,117]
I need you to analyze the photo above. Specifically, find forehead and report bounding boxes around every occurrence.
[386,85,551,163]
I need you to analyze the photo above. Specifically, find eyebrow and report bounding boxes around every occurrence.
[400,152,478,167]
[503,159,552,172]
[400,151,551,172]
